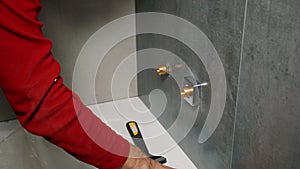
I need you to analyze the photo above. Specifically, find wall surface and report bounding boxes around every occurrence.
[39,0,137,105]
[232,0,300,169]
[136,0,246,169]
[136,1,300,169]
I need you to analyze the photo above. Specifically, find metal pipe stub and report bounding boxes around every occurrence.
[156,65,170,76]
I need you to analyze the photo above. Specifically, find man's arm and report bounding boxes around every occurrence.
[0,0,130,168]
[0,1,174,168]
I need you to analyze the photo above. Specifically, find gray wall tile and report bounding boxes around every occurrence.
[232,0,300,169]
[39,0,137,104]
[136,0,246,168]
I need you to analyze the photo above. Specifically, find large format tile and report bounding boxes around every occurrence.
[232,0,300,169]
[39,0,137,104]
[136,0,246,168]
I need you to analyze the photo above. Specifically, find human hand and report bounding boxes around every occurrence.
[119,145,174,169]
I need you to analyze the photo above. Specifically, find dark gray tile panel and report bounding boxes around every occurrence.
[232,0,300,169]
[136,0,246,168]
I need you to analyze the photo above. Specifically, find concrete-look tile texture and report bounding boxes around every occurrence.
[137,0,300,169]
[39,0,137,105]
[232,0,300,169]
[136,0,246,168]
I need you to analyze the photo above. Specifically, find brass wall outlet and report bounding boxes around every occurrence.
[181,76,208,106]
[180,86,194,97]
[156,65,170,76]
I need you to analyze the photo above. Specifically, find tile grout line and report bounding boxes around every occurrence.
[229,0,249,168]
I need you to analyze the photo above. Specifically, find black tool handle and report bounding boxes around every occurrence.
[126,121,151,156]
[126,121,167,164]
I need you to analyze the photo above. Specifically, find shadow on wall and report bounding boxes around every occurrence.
[0,89,16,121]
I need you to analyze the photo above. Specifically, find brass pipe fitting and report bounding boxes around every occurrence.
[156,65,170,76]
[180,86,194,97]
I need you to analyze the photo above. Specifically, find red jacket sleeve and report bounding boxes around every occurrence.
[0,0,130,168]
